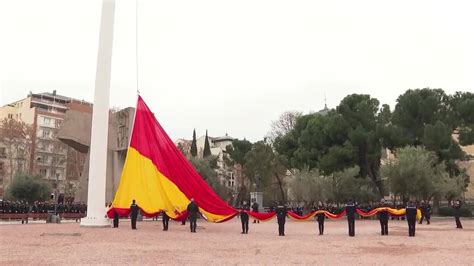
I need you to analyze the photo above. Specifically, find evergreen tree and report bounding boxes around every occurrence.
[203,130,212,157]
[190,129,198,157]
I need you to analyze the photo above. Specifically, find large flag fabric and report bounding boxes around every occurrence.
[107,96,422,223]
[108,96,238,222]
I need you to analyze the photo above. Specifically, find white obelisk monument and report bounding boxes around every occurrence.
[81,0,115,227]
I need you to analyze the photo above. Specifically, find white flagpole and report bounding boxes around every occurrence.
[81,0,116,227]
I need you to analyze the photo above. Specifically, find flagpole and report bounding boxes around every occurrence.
[81,0,116,227]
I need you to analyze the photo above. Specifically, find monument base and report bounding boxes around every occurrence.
[80,216,110,227]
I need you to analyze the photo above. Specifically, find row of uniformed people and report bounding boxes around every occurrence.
[112,199,465,236]
[0,201,87,214]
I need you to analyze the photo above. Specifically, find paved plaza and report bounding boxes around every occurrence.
[0,217,472,265]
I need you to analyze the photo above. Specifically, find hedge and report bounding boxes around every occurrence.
[438,207,472,217]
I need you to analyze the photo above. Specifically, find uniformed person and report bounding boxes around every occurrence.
[276,202,287,236]
[378,199,389,235]
[162,211,170,231]
[346,199,356,237]
[130,199,139,230]
[251,200,260,224]
[240,201,250,234]
[419,200,431,225]
[451,200,463,229]
[405,201,417,237]
[316,202,325,235]
[187,198,199,233]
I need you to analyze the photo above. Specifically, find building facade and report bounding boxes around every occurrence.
[0,90,92,198]
[175,133,242,192]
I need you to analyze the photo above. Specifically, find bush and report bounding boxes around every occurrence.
[5,174,52,203]
[438,206,472,217]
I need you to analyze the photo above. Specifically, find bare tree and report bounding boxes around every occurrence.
[267,111,302,143]
[65,146,86,200]
[0,118,32,189]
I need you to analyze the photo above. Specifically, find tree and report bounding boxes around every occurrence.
[386,88,468,187]
[275,94,386,196]
[225,138,252,166]
[189,156,231,201]
[381,146,459,202]
[244,141,287,202]
[203,130,212,157]
[190,129,198,157]
[0,118,33,190]
[288,168,330,205]
[5,173,52,203]
[267,111,302,143]
[322,166,378,204]
[65,146,86,201]
[450,91,474,146]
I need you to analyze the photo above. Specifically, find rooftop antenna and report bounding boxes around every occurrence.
[324,93,328,109]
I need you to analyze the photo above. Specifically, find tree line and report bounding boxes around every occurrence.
[191,88,474,207]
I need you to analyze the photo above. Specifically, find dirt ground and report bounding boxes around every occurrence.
[0,217,472,265]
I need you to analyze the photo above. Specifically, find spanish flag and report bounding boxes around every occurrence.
[108,96,238,222]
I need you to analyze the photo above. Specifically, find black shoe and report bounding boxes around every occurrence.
[241,232,245,234]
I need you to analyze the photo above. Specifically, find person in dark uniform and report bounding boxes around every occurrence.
[113,208,119,228]
[276,202,287,236]
[345,199,356,237]
[162,211,170,231]
[251,200,259,224]
[419,200,431,225]
[240,201,250,234]
[451,200,463,229]
[378,199,389,235]
[187,198,199,233]
[405,201,417,237]
[130,199,139,230]
[316,201,325,235]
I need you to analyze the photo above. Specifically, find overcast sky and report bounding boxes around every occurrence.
[1,0,473,142]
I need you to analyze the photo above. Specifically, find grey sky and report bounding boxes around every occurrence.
[1,0,473,142]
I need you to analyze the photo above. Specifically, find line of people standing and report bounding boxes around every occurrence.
[112,198,465,236]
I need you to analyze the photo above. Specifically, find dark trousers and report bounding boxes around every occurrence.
[407,218,416,236]
[278,218,285,236]
[379,219,388,235]
[181,219,186,225]
[241,219,249,233]
[162,217,169,231]
[419,214,430,224]
[131,215,137,230]
[113,215,119,228]
[318,220,324,235]
[189,217,197,232]
[455,215,463,229]
[347,218,355,236]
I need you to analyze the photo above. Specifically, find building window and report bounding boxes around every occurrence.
[39,168,47,176]
[44,117,51,125]
[0,147,6,158]
[42,129,51,139]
